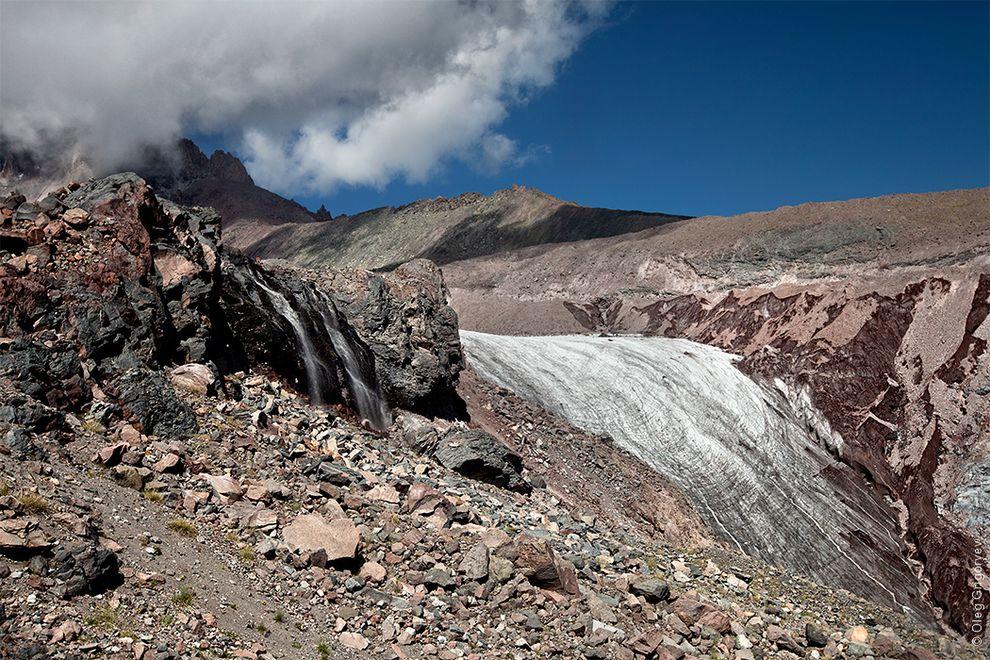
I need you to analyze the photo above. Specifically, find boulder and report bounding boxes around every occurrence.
[61,207,90,228]
[112,465,150,490]
[282,513,359,564]
[153,452,183,474]
[94,442,129,467]
[3,426,45,461]
[806,623,829,647]
[458,542,490,581]
[0,518,50,555]
[169,363,216,395]
[433,429,529,492]
[505,533,579,595]
[49,541,122,598]
[626,629,663,656]
[629,577,670,603]
[203,473,242,500]
[114,369,197,440]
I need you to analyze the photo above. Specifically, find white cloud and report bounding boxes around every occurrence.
[0,0,608,194]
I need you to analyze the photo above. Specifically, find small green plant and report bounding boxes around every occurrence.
[273,610,285,624]
[17,492,49,514]
[255,623,268,635]
[0,481,10,497]
[172,586,195,607]
[238,546,255,565]
[85,605,119,629]
[143,490,163,503]
[290,641,301,650]
[316,641,330,660]
[167,518,198,537]
[81,418,105,434]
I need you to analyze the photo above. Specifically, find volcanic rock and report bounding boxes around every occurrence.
[49,541,122,598]
[505,533,579,595]
[432,428,528,492]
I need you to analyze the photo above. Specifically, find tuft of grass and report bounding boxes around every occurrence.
[17,492,49,514]
[256,623,268,635]
[81,418,105,434]
[0,481,10,497]
[143,490,163,503]
[85,605,119,629]
[317,641,330,660]
[166,518,198,537]
[238,546,255,565]
[273,610,285,624]
[172,586,195,607]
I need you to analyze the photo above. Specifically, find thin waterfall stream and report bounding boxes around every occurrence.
[248,268,390,428]
[252,276,326,406]
[316,291,392,430]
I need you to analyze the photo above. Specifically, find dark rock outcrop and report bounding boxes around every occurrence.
[0,173,220,441]
[320,259,465,418]
[49,541,122,598]
[399,415,527,492]
[432,429,528,493]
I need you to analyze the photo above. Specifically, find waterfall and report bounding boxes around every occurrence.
[315,291,392,430]
[251,276,327,405]
[244,266,391,429]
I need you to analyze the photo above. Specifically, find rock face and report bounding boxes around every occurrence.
[0,174,220,441]
[330,259,465,417]
[460,330,933,622]
[220,256,460,426]
[221,256,465,421]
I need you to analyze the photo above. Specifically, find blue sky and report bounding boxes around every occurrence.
[194,1,989,218]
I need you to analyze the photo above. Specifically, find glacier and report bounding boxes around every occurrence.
[459,330,931,622]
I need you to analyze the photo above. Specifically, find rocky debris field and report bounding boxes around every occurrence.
[1,372,976,659]
[0,173,980,658]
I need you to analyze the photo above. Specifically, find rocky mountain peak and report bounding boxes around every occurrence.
[206,148,254,185]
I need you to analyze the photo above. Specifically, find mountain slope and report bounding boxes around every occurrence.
[139,139,320,227]
[442,187,990,636]
[228,184,690,269]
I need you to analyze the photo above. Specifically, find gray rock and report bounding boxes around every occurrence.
[3,426,46,461]
[806,622,829,648]
[629,577,670,603]
[433,429,529,492]
[458,542,490,581]
[50,541,122,598]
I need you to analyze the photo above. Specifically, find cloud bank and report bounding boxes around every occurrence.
[0,0,607,194]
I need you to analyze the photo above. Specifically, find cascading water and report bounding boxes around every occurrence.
[245,266,391,429]
[315,291,392,430]
[251,275,326,405]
